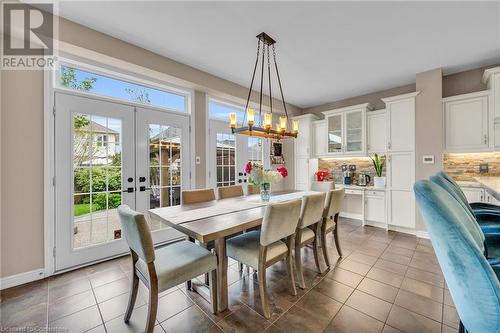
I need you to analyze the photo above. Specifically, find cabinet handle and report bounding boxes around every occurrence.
[387,141,391,149]
[484,135,488,144]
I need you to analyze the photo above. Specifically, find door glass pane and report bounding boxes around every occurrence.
[148,123,183,231]
[216,133,236,187]
[328,114,342,152]
[346,111,362,152]
[72,113,123,249]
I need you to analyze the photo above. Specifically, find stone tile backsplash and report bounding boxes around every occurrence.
[443,152,500,181]
[318,157,386,186]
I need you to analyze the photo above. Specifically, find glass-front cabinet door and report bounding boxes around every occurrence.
[327,114,343,153]
[345,110,363,153]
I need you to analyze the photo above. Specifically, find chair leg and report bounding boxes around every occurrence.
[258,265,271,319]
[321,221,331,269]
[313,235,323,274]
[124,270,139,323]
[145,284,158,333]
[287,253,297,296]
[295,241,306,289]
[333,214,343,257]
[209,269,218,314]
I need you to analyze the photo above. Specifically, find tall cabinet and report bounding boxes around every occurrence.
[381,92,419,232]
[293,114,319,190]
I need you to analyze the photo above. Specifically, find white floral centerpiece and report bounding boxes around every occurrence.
[245,161,288,201]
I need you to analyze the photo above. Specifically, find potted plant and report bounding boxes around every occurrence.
[370,153,386,188]
[245,161,288,201]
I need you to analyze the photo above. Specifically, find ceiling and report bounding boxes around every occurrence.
[56,1,500,108]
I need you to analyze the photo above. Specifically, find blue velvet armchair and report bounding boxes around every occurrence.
[414,180,500,333]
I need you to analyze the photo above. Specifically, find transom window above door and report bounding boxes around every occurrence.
[57,64,187,112]
[209,99,261,124]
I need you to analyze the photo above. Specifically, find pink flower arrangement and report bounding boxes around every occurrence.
[245,161,287,187]
[277,166,288,178]
[245,161,252,174]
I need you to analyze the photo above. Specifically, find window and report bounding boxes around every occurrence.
[216,133,236,187]
[59,65,187,112]
[209,100,260,124]
[96,135,108,147]
[248,137,262,162]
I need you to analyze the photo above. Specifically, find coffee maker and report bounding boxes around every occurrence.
[342,165,356,185]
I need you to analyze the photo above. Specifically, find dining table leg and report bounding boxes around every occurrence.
[214,238,228,312]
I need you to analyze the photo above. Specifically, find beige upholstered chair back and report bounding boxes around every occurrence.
[218,185,244,199]
[118,205,155,263]
[260,199,301,246]
[298,192,327,229]
[247,184,260,195]
[182,188,216,204]
[324,188,345,219]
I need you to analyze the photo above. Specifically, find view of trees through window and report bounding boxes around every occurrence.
[59,65,186,111]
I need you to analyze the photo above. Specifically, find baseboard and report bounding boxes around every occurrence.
[339,212,363,220]
[0,269,45,290]
[416,230,430,239]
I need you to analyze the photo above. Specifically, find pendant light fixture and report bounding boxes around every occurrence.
[230,32,298,139]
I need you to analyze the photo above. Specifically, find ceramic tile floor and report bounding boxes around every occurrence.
[0,218,459,333]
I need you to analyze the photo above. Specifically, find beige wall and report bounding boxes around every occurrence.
[1,70,45,277]
[443,63,500,97]
[415,68,443,232]
[302,84,416,115]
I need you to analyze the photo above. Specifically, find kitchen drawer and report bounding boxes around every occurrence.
[345,189,363,195]
[365,190,385,197]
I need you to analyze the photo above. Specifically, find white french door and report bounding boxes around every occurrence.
[208,120,267,188]
[54,92,189,271]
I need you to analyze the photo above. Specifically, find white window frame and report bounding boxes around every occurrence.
[44,53,196,277]
[56,57,191,115]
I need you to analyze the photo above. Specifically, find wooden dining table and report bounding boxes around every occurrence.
[149,190,316,312]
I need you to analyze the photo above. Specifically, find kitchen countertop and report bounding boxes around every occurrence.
[335,184,386,191]
[473,176,500,201]
[456,181,483,188]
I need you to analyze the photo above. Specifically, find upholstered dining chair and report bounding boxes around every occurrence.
[181,188,217,286]
[295,192,327,289]
[414,181,500,333]
[217,185,244,199]
[182,188,216,204]
[247,184,260,195]
[321,188,345,268]
[117,205,218,333]
[225,199,302,319]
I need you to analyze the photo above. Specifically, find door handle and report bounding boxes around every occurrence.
[122,187,135,193]
[139,186,152,192]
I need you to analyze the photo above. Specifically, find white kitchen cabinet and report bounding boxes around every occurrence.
[461,186,485,203]
[293,114,319,157]
[312,120,327,157]
[484,66,500,120]
[295,157,310,191]
[367,109,386,153]
[382,92,418,152]
[495,122,500,149]
[364,191,386,224]
[443,91,490,152]
[293,114,319,190]
[486,192,500,206]
[388,190,415,229]
[322,103,372,156]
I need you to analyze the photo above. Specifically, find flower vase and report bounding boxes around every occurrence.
[260,183,271,202]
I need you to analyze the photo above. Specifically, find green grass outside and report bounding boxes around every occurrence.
[74,203,93,216]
